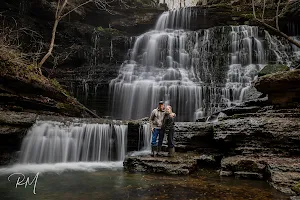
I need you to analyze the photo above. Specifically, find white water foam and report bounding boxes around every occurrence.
[0,162,123,175]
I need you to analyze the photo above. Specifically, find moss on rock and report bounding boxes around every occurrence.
[96,26,123,38]
[258,64,289,77]
[292,182,300,194]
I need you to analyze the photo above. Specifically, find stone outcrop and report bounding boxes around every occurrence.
[174,122,215,153]
[124,98,300,196]
[0,73,94,118]
[254,70,300,106]
[258,64,290,77]
[0,111,36,165]
[124,152,200,175]
[220,156,300,194]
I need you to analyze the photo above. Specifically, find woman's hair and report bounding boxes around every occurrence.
[166,105,172,112]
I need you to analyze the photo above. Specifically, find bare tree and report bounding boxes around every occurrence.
[252,0,300,48]
[38,0,114,69]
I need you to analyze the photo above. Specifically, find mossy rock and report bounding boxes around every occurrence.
[96,26,123,38]
[292,182,300,194]
[50,78,70,97]
[258,64,289,77]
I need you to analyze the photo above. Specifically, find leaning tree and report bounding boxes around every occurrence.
[38,0,116,68]
[252,0,300,48]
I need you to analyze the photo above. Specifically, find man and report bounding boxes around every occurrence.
[149,101,165,157]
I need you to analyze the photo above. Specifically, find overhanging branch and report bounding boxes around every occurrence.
[255,18,300,49]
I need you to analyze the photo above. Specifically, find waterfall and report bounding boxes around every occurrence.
[130,123,151,156]
[141,123,151,151]
[109,7,298,121]
[159,0,197,9]
[225,26,266,102]
[19,121,127,164]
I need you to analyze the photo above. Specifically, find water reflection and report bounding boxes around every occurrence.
[0,169,288,200]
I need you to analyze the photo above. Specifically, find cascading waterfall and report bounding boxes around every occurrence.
[139,123,151,151]
[109,7,284,121]
[225,26,266,102]
[159,0,197,9]
[130,123,151,156]
[19,121,127,164]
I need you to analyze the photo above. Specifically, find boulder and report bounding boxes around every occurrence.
[258,64,289,77]
[123,152,200,175]
[254,70,300,106]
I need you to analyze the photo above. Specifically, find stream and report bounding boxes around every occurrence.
[0,166,289,200]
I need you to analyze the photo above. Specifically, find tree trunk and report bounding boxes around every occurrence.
[38,19,59,68]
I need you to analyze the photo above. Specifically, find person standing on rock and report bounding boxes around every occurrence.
[162,106,176,157]
[150,101,165,157]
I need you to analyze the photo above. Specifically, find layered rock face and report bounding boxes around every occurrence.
[0,111,36,165]
[214,104,300,194]
[123,98,300,195]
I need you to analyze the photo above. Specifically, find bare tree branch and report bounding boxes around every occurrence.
[276,0,281,30]
[251,0,300,49]
[60,0,93,19]
[38,0,117,69]
[252,0,256,19]
[262,0,266,21]
[255,18,300,48]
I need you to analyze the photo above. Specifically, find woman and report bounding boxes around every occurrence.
[162,106,176,157]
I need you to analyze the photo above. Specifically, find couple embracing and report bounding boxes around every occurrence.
[149,101,176,157]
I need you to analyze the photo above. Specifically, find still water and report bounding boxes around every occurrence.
[0,163,288,200]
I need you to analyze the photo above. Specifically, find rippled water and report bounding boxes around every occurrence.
[0,167,288,200]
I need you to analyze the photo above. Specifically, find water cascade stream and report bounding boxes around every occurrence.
[19,121,127,164]
[109,7,287,121]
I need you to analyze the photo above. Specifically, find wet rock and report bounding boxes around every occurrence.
[197,154,218,168]
[213,115,300,156]
[0,111,36,165]
[219,170,233,176]
[123,153,200,175]
[242,86,264,101]
[220,156,300,194]
[241,97,269,107]
[234,171,263,180]
[221,156,266,174]
[217,112,227,120]
[291,196,300,200]
[0,111,37,127]
[174,122,215,153]
[217,106,261,117]
[196,117,207,122]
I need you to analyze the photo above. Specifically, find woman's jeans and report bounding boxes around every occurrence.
[151,128,164,146]
[165,129,175,148]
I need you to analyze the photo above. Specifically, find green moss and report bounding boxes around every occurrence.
[258,64,289,77]
[96,26,123,38]
[240,14,254,20]
[50,78,70,97]
[56,102,71,109]
[292,182,300,194]
[209,3,232,9]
